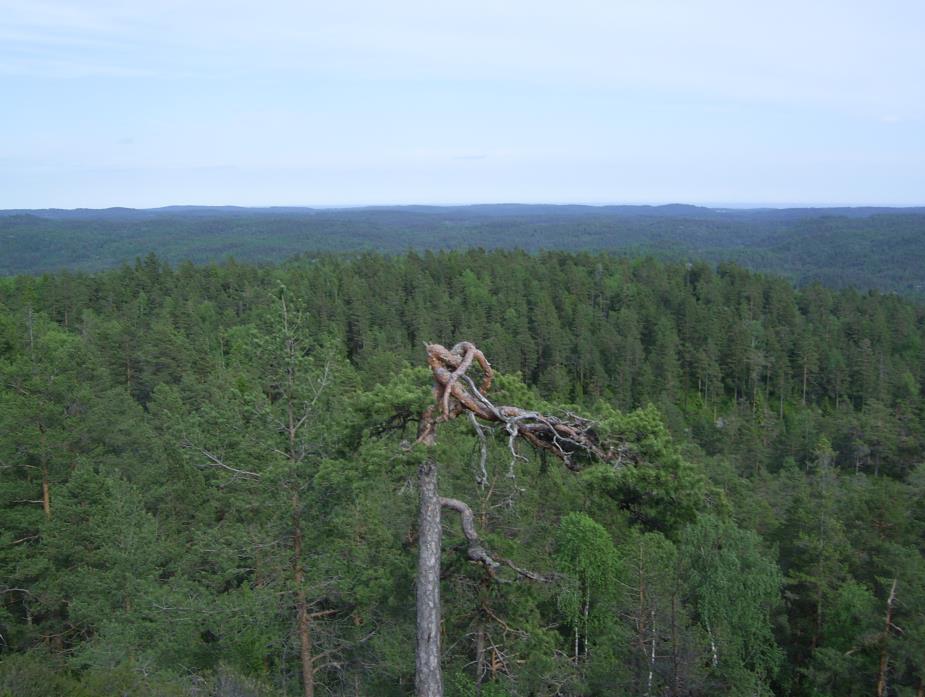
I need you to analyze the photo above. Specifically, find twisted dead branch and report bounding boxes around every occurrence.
[419,341,618,471]
[439,496,552,583]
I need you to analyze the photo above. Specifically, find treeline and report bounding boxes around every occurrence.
[1,251,924,696]
[2,206,925,297]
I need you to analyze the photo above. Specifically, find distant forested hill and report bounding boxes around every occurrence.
[2,204,924,296]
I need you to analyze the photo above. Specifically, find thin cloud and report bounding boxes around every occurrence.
[2,1,922,113]
[2,0,924,207]
[0,57,155,78]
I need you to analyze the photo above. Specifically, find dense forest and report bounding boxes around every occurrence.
[2,206,925,297]
[1,250,924,696]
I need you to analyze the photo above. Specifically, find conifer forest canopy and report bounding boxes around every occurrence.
[3,205,925,298]
[1,247,925,696]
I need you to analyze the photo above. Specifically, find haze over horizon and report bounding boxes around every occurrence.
[2,0,923,209]
[6,201,925,214]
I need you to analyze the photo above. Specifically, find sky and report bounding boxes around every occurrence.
[1,0,923,209]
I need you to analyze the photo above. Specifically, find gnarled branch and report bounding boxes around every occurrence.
[419,342,620,471]
[440,496,551,583]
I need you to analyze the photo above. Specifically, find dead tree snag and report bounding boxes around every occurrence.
[414,342,621,697]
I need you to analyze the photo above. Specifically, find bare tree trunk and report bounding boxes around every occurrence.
[475,626,487,693]
[811,582,823,651]
[279,297,315,697]
[671,590,679,697]
[293,492,314,697]
[876,579,898,697]
[637,546,647,687]
[416,457,444,697]
[41,466,51,519]
[582,584,591,659]
[645,607,657,697]
[40,426,50,519]
[802,365,808,405]
[705,616,718,669]
[26,306,35,357]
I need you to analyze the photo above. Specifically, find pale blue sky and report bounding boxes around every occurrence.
[1,0,923,208]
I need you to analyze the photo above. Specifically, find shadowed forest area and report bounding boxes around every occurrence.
[1,250,924,696]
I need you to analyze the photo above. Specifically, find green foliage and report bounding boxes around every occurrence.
[446,670,512,697]
[4,207,925,300]
[554,512,620,640]
[0,651,203,697]
[1,250,924,696]
[587,404,718,533]
[40,468,161,638]
[678,516,783,696]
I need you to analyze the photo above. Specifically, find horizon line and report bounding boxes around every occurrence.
[3,201,925,213]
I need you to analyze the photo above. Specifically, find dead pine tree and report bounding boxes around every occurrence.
[413,341,621,697]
